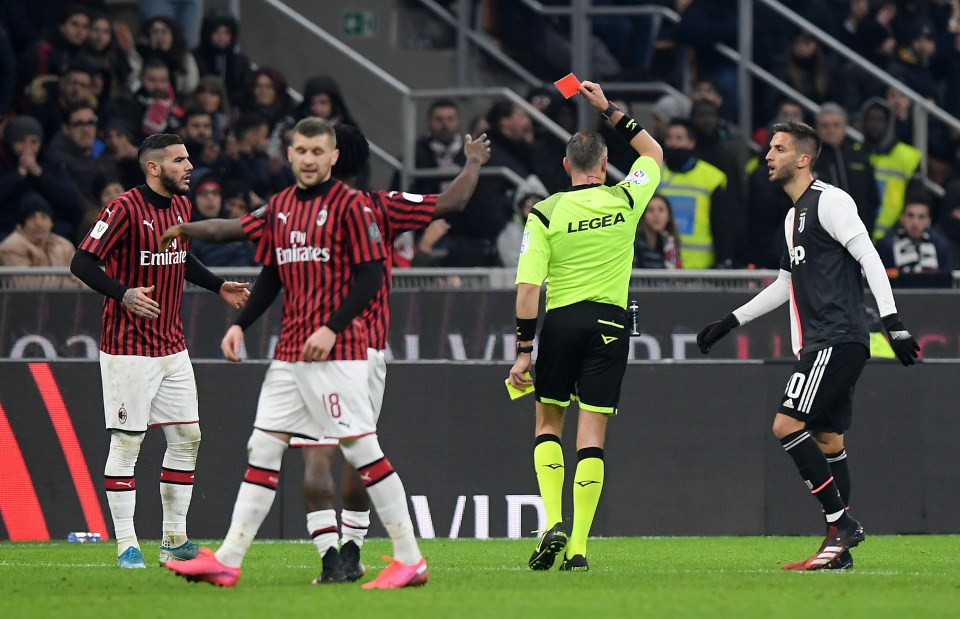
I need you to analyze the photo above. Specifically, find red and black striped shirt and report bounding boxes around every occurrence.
[361,190,437,350]
[242,179,385,361]
[77,186,192,357]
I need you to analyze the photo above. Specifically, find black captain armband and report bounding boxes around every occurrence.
[614,114,643,141]
[516,317,537,343]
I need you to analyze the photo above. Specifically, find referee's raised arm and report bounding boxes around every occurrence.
[579,80,663,167]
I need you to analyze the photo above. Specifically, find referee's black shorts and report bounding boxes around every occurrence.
[534,301,629,414]
[777,342,869,433]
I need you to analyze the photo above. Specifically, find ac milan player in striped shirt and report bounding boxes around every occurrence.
[165,117,435,589]
[158,124,490,583]
[70,133,250,569]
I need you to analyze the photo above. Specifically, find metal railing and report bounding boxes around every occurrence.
[4,267,959,291]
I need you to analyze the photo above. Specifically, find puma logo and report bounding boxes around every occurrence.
[114,481,133,488]
[104,207,113,218]
[143,219,154,230]
[277,212,289,224]
[360,473,372,483]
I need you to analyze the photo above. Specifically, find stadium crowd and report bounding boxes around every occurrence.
[1,0,959,275]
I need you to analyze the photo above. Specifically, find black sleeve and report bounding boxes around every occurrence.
[325,260,384,333]
[234,264,282,331]
[184,252,225,294]
[70,249,127,301]
[779,248,792,272]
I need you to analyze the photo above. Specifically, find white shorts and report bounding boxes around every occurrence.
[99,350,198,432]
[257,358,376,442]
[290,349,386,448]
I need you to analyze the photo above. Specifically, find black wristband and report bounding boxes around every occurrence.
[516,344,534,355]
[516,317,537,342]
[881,313,903,332]
[614,114,643,142]
[601,101,620,120]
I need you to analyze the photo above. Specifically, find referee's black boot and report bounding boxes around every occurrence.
[559,554,589,572]
[528,521,568,570]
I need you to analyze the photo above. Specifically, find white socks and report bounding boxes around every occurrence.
[104,431,145,556]
[216,430,287,568]
[160,424,200,547]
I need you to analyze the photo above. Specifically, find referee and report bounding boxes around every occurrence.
[507,80,663,572]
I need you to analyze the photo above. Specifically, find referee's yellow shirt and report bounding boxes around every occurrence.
[516,156,661,311]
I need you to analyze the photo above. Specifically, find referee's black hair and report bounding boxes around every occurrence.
[332,124,370,182]
[772,120,822,165]
[138,133,185,166]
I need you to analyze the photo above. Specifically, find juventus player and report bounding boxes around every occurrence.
[165,117,427,589]
[696,121,919,571]
[70,133,250,569]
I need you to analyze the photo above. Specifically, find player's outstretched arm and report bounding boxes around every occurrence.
[433,132,492,218]
[580,80,663,167]
[159,218,245,251]
[697,269,791,354]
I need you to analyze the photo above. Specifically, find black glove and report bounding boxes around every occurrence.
[882,313,920,366]
[696,313,739,354]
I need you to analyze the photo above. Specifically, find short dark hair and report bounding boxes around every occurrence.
[138,133,184,166]
[486,99,516,128]
[293,116,335,141]
[332,124,370,182]
[428,98,458,117]
[182,107,212,124]
[668,117,695,142]
[141,56,169,77]
[58,3,91,25]
[62,101,97,125]
[772,120,822,164]
[565,131,607,173]
[233,113,268,140]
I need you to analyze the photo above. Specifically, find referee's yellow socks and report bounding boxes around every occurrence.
[533,434,564,527]
[568,448,604,558]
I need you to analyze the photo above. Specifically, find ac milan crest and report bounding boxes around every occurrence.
[118,404,127,424]
[316,209,328,226]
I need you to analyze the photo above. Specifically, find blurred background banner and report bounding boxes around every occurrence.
[2,289,960,361]
[1,360,958,541]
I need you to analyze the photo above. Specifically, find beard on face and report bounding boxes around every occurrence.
[160,166,189,195]
[771,162,795,186]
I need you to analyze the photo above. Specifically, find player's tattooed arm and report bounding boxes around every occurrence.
[122,286,161,318]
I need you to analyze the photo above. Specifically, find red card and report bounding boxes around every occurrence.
[553,73,581,99]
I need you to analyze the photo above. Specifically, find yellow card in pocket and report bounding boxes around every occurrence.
[505,373,535,400]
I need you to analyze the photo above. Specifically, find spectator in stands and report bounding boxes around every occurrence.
[240,67,293,135]
[658,118,732,269]
[689,98,747,209]
[17,4,91,89]
[102,118,142,189]
[0,115,82,240]
[133,15,199,96]
[193,10,250,106]
[877,197,952,273]
[752,98,805,149]
[0,192,77,287]
[178,107,224,179]
[649,92,691,143]
[942,11,960,120]
[889,18,944,102]
[86,12,136,100]
[675,1,738,122]
[498,174,548,268]
[780,31,837,106]
[24,60,98,142]
[634,193,682,269]
[78,173,125,239]
[0,21,16,116]
[48,101,118,210]
[812,103,880,235]
[138,0,203,50]
[838,0,898,113]
[442,99,539,267]
[187,173,254,267]
[221,177,257,218]
[224,113,292,199]
[884,85,952,182]
[859,97,922,241]
[407,98,461,195]
[107,57,183,140]
[934,180,960,269]
[186,76,231,138]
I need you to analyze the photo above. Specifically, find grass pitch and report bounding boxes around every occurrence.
[1,536,958,618]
